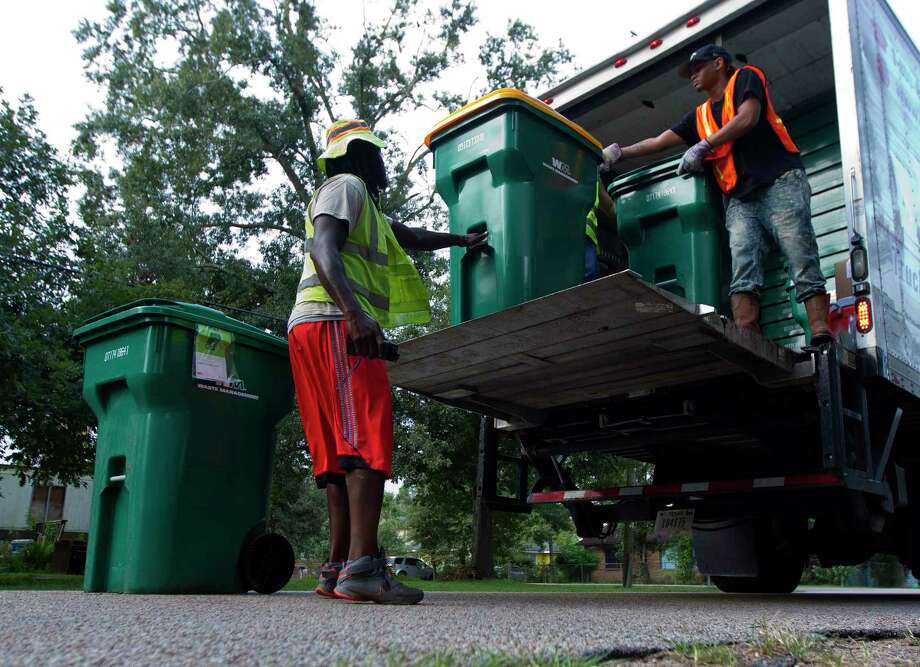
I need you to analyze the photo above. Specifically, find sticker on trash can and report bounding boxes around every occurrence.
[193,325,258,400]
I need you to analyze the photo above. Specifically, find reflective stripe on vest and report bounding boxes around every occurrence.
[585,182,600,249]
[294,175,431,328]
[694,65,799,194]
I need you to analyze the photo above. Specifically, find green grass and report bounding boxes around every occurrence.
[284,576,714,594]
[0,572,84,591]
[666,640,737,666]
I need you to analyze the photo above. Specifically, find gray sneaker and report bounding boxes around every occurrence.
[315,561,343,598]
[334,551,424,605]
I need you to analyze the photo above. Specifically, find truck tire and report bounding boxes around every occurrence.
[712,516,807,594]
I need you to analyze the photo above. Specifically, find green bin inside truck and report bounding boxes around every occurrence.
[74,299,294,594]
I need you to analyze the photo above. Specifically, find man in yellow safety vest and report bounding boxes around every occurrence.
[288,119,485,604]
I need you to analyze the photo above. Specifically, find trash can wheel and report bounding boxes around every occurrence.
[240,533,294,594]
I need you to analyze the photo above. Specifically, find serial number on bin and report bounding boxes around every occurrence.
[456,133,485,152]
[645,186,676,202]
[104,345,130,362]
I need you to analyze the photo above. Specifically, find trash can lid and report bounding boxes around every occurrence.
[73,298,287,352]
[424,87,603,154]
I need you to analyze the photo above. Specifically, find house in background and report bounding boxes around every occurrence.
[0,466,93,541]
[589,541,701,584]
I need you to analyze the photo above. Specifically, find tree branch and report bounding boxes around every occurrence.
[201,220,303,238]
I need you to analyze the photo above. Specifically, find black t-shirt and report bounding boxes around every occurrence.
[671,68,803,200]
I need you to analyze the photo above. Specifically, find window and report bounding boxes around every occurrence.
[660,546,678,570]
[604,545,621,567]
[394,557,404,565]
[30,485,66,523]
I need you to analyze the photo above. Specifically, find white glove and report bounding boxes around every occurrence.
[676,139,713,176]
[601,143,623,172]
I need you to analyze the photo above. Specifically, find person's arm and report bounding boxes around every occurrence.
[311,214,385,358]
[705,98,760,148]
[389,221,487,251]
[597,187,615,226]
[620,129,685,160]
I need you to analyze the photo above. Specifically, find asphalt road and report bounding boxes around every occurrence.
[2,588,919,665]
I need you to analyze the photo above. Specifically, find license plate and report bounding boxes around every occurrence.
[653,509,695,540]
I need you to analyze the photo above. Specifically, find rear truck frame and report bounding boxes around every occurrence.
[393,0,920,592]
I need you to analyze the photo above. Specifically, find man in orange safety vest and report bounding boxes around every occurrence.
[601,44,831,344]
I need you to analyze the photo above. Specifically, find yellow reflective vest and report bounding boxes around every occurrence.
[295,177,431,329]
[585,182,600,249]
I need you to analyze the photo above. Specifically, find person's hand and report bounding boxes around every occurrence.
[458,231,488,248]
[601,143,623,172]
[676,139,713,176]
[345,310,384,358]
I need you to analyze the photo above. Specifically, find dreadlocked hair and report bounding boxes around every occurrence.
[324,139,389,201]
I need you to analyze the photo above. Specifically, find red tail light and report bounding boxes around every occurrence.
[855,296,873,333]
[614,57,628,68]
[686,16,701,27]
[650,39,663,49]
[542,97,554,105]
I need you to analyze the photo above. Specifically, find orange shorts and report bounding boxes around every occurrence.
[288,321,393,487]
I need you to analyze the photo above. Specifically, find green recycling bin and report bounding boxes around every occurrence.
[610,155,729,311]
[426,88,604,324]
[74,299,295,594]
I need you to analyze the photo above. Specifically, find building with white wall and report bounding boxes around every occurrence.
[0,466,93,539]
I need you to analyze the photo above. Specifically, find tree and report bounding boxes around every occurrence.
[0,90,93,484]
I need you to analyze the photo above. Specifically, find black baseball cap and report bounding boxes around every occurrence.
[677,44,733,78]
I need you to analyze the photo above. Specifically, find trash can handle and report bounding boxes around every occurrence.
[109,475,126,483]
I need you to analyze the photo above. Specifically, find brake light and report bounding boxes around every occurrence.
[543,97,554,105]
[856,296,873,333]
[650,39,663,49]
[686,16,701,27]
[614,57,628,68]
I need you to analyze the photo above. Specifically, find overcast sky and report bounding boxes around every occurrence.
[3,0,917,159]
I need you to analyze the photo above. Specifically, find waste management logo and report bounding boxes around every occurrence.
[192,324,258,400]
[543,156,577,184]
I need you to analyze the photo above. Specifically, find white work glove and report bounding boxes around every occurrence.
[676,138,713,176]
[601,143,623,172]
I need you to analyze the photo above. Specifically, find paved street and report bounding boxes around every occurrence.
[2,588,919,664]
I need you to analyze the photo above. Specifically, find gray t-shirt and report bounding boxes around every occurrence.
[288,174,368,331]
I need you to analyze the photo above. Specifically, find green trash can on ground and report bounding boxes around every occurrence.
[74,299,295,594]
[425,88,604,324]
[610,155,729,312]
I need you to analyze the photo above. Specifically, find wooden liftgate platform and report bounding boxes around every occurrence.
[388,271,811,424]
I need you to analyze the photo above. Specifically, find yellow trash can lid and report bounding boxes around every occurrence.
[424,88,603,153]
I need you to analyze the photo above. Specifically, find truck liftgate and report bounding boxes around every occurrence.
[389,272,906,583]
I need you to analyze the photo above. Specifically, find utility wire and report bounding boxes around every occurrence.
[1,252,288,328]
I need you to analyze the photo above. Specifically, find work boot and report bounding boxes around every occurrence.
[314,561,343,599]
[804,292,833,345]
[730,292,761,334]
[334,550,424,605]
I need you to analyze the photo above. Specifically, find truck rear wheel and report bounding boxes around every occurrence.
[711,516,807,594]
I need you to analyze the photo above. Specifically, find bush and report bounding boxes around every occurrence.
[18,542,54,572]
[673,535,695,584]
[435,564,476,581]
[801,561,854,587]
[0,542,14,572]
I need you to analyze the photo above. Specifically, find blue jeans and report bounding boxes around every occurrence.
[584,239,599,281]
[724,169,826,303]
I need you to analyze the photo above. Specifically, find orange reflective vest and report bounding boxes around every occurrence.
[695,65,799,194]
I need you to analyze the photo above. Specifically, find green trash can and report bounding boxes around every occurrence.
[425,88,604,324]
[73,299,295,594]
[610,155,729,311]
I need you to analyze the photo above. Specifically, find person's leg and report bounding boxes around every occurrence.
[324,321,422,604]
[724,193,769,332]
[344,468,385,561]
[288,322,349,597]
[325,478,350,562]
[584,238,599,282]
[761,169,830,342]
